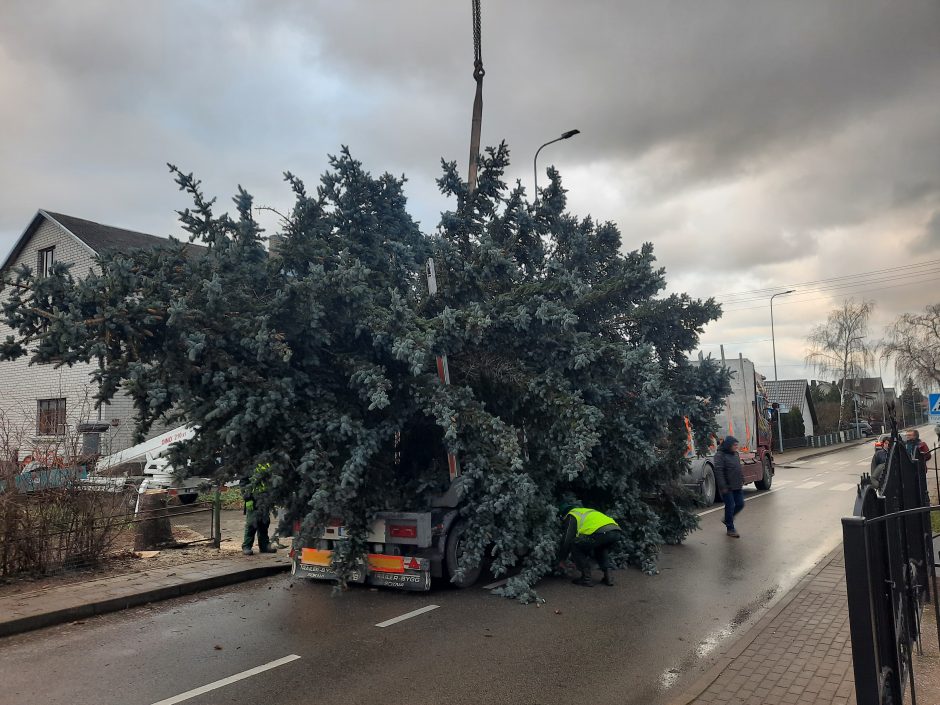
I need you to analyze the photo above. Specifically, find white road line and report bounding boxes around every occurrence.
[375,604,440,628]
[857,459,872,466]
[150,654,301,705]
[795,481,824,489]
[829,482,858,492]
[698,489,776,516]
[773,480,791,487]
[483,578,508,590]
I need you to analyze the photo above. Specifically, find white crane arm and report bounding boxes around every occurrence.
[95,425,196,473]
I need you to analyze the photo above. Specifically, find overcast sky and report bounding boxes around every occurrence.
[2,1,938,388]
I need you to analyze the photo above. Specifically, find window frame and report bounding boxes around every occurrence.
[37,398,67,437]
[37,246,55,277]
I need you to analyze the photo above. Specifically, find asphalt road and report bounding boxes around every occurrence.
[0,439,885,705]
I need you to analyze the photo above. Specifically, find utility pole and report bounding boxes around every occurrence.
[770,290,795,384]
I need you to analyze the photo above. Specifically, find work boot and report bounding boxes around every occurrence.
[572,575,594,587]
[242,548,254,555]
[602,570,615,587]
[726,530,740,539]
[259,546,277,554]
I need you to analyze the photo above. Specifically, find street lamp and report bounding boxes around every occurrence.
[533,129,580,202]
[770,289,794,453]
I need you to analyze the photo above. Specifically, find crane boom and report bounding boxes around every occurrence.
[95,425,195,473]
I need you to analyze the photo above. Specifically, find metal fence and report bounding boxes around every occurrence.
[842,437,939,705]
[0,484,220,578]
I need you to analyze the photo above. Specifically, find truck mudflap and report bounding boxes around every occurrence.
[293,548,431,592]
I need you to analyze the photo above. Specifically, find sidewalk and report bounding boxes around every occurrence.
[668,546,855,705]
[775,435,872,465]
[0,552,290,638]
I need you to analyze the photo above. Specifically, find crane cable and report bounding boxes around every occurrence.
[467,0,484,194]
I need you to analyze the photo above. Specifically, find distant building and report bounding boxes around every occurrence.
[0,210,202,463]
[839,377,888,420]
[765,379,818,437]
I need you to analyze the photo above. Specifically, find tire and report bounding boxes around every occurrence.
[178,493,198,505]
[445,520,483,589]
[755,457,773,491]
[700,464,717,505]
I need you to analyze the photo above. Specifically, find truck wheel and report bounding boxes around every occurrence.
[445,520,483,589]
[178,493,198,505]
[755,458,773,491]
[700,464,717,505]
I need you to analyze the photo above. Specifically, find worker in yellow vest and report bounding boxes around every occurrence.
[558,503,623,587]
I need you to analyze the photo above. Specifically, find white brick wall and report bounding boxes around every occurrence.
[0,216,166,461]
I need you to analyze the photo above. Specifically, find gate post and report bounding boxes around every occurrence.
[213,486,222,549]
[842,516,881,705]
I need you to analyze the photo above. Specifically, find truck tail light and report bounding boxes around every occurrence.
[389,524,417,539]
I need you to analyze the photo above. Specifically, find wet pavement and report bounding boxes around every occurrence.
[0,439,880,705]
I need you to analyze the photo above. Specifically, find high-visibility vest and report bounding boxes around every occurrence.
[567,507,619,536]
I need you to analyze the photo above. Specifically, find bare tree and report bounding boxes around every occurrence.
[882,303,940,391]
[805,299,875,429]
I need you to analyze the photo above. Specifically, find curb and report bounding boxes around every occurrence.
[662,544,846,705]
[0,562,290,639]
[780,437,872,465]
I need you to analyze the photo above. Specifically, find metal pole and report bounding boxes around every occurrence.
[213,485,222,549]
[533,130,580,203]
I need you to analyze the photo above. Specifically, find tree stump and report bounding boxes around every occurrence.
[134,490,174,550]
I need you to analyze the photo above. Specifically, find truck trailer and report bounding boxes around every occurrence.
[681,353,776,504]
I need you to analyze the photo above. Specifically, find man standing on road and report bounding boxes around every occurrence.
[714,436,745,538]
[558,504,623,587]
[934,422,940,448]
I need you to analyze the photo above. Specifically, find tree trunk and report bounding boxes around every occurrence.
[134,490,175,550]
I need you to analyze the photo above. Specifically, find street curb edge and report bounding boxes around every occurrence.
[0,563,290,639]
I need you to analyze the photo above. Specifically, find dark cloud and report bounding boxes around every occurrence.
[1,0,939,379]
[925,211,940,249]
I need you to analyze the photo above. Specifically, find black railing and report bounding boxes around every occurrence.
[843,436,939,705]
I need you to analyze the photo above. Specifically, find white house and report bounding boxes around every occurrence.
[764,379,819,437]
[0,210,201,465]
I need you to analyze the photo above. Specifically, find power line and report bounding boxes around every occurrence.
[720,266,940,305]
[715,259,940,301]
[721,274,940,314]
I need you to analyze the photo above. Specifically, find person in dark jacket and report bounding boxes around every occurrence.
[714,435,745,538]
[904,429,932,465]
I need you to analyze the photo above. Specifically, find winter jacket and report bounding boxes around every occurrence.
[905,440,932,463]
[713,448,744,492]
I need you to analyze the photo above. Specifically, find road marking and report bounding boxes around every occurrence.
[795,481,824,489]
[829,482,858,492]
[698,489,776,516]
[375,604,440,628]
[857,459,872,466]
[483,578,508,590]
[773,480,790,487]
[150,654,301,705]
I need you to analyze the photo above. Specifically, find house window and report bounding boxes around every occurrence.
[37,398,67,436]
[37,247,55,277]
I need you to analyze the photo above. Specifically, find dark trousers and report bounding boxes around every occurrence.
[572,529,622,576]
[243,509,271,551]
[722,490,745,531]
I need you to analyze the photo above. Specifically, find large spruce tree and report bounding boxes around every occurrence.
[1,144,727,599]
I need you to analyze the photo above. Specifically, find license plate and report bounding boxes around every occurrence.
[368,570,431,591]
[297,562,365,583]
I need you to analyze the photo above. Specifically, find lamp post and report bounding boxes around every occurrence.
[770,290,794,453]
[533,129,580,202]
